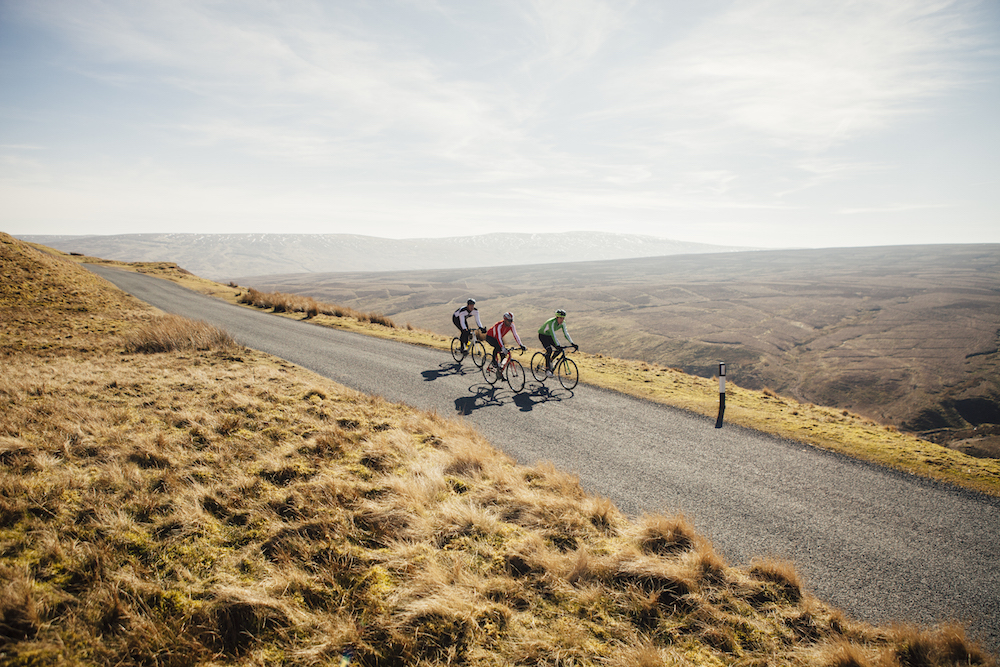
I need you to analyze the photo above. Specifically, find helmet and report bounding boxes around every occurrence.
[467,298,476,305]
[555,309,567,317]
[503,311,514,322]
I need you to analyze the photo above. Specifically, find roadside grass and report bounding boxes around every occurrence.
[4,231,996,665]
[122,313,238,354]
[47,244,1000,498]
[239,287,398,327]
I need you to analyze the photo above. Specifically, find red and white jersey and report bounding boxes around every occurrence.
[487,320,522,348]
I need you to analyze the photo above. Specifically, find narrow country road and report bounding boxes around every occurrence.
[89,265,1000,653]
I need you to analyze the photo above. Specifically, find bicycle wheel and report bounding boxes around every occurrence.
[471,342,487,368]
[482,359,501,385]
[506,359,526,393]
[530,352,548,382]
[450,337,465,363]
[556,357,579,390]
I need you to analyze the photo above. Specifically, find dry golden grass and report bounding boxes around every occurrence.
[238,287,398,328]
[6,232,996,665]
[121,313,238,354]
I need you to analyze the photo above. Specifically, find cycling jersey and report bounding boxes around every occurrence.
[487,320,522,348]
[538,316,574,346]
[453,307,483,330]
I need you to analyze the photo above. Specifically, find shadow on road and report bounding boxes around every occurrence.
[455,385,505,415]
[513,382,572,412]
[454,381,573,415]
[422,362,480,382]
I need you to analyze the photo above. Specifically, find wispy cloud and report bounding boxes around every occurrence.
[839,203,955,214]
[611,0,985,151]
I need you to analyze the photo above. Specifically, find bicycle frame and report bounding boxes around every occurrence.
[465,328,481,352]
[483,345,525,391]
[531,344,578,389]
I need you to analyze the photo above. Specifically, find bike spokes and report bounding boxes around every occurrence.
[450,337,465,363]
[530,352,548,382]
[506,359,526,392]
[472,342,487,368]
[482,360,501,385]
[556,358,579,390]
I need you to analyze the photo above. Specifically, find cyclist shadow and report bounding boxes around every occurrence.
[422,362,474,382]
[454,384,505,415]
[512,382,571,412]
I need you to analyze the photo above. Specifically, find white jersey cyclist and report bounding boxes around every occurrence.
[452,299,484,347]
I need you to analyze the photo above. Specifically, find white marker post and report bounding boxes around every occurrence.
[715,361,726,428]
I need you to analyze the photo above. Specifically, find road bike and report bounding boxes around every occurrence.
[530,345,579,390]
[482,346,526,392]
[451,328,487,368]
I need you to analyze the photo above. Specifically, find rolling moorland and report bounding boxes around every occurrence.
[18,232,751,282]
[235,244,1000,457]
[3,234,999,665]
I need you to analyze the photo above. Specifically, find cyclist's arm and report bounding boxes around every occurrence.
[559,322,574,347]
[472,310,483,329]
[510,324,523,348]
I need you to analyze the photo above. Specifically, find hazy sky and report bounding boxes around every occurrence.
[2,0,998,248]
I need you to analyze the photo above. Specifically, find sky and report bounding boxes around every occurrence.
[1,0,998,249]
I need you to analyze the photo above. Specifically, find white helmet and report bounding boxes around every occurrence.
[503,311,514,322]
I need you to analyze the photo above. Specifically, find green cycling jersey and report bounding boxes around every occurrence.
[538,316,574,346]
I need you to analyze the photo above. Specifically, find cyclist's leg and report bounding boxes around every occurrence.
[539,333,556,369]
[460,327,470,348]
[484,335,502,367]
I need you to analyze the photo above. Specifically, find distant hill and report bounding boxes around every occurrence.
[17,232,752,281]
[236,244,1000,445]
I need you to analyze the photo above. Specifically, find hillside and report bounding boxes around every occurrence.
[3,232,997,664]
[16,232,751,281]
[236,244,1000,454]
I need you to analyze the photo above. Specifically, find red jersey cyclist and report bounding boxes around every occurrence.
[484,311,524,370]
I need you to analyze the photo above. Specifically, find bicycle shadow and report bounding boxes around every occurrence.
[512,382,572,412]
[454,384,505,415]
[453,379,572,415]
[422,362,479,382]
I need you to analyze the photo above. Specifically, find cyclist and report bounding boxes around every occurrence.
[485,311,524,369]
[452,299,485,351]
[538,308,577,376]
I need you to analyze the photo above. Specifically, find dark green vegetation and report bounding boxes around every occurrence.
[4,235,998,665]
[239,244,1000,455]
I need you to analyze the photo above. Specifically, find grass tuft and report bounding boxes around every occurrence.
[122,314,237,353]
[239,287,396,328]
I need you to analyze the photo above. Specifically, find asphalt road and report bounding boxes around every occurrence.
[89,265,1000,653]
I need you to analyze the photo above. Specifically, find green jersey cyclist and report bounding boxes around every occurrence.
[538,309,577,376]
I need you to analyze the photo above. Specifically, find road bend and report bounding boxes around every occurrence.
[89,265,1000,653]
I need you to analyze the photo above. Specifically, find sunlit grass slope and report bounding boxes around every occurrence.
[50,242,1000,498]
[4,237,997,665]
